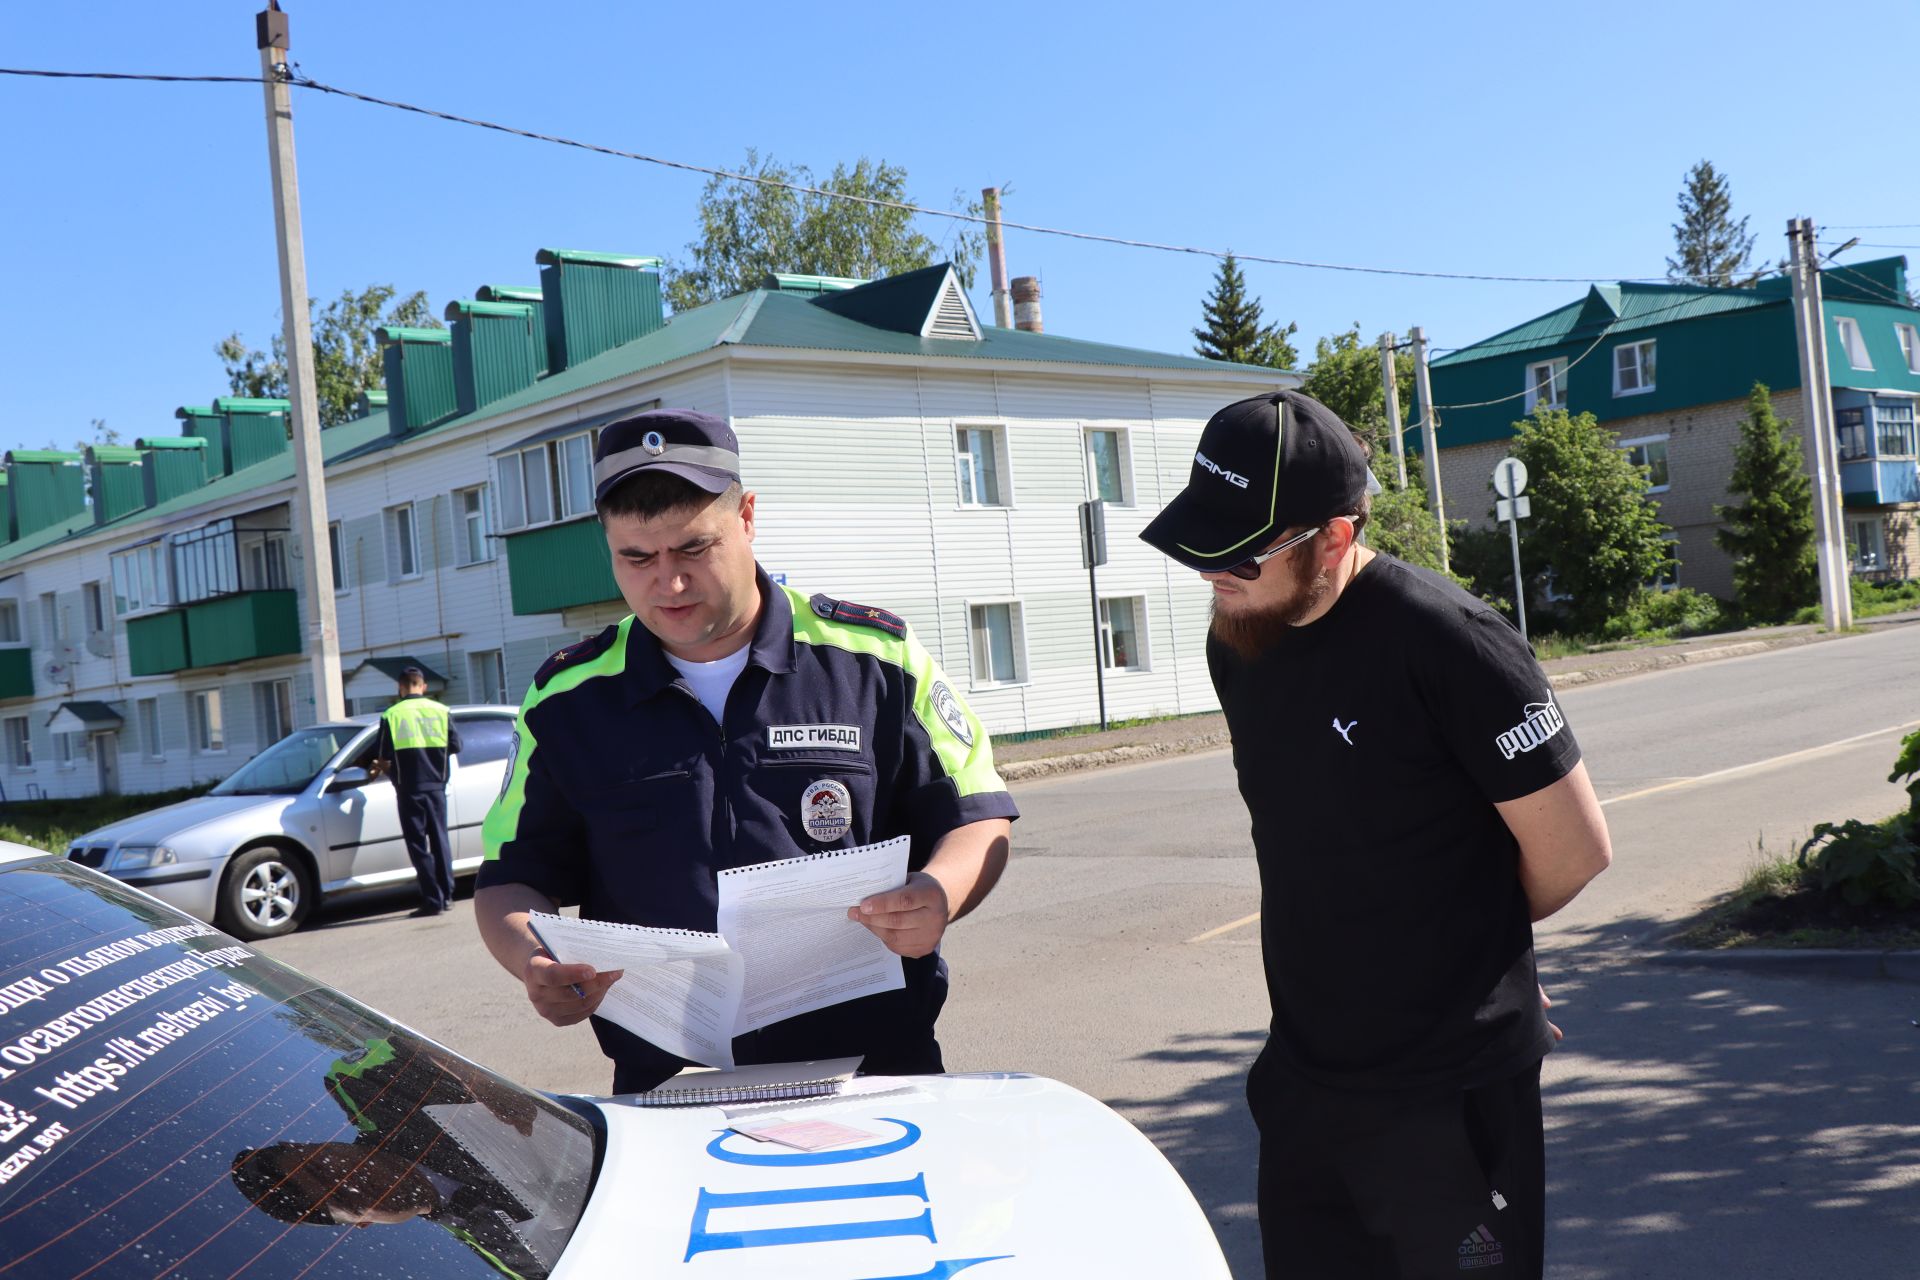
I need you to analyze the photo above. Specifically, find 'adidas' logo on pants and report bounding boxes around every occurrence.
[1458,1223,1505,1270]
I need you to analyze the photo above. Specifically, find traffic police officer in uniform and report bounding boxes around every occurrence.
[372,667,462,918]
[474,409,1017,1091]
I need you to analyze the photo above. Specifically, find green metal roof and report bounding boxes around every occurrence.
[445,299,535,321]
[478,285,543,303]
[762,272,867,295]
[5,450,80,464]
[1433,282,1782,368]
[212,397,289,414]
[87,446,143,464]
[535,249,663,269]
[376,326,451,345]
[137,436,208,450]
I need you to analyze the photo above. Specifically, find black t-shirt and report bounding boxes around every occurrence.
[1209,554,1581,1095]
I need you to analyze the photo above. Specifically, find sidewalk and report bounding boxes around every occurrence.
[996,608,1920,782]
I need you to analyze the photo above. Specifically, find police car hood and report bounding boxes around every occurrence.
[562,1072,1226,1278]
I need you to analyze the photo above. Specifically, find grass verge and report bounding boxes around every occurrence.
[1676,832,1920,950]
[0,786,208,856]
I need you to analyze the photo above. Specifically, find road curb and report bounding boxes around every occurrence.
[999,732,1230,783]
[1548,636,1803,688]
[1647,948,1920,983]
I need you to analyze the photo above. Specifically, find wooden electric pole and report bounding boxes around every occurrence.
[1411,326,1449,572]
[256,3,345,721]
[1379,332,1407,489]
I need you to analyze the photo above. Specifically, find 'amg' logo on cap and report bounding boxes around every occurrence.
[1195,450,1250,489]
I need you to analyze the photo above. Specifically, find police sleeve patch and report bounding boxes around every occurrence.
[533,625,620,690]
[809,593,907,639]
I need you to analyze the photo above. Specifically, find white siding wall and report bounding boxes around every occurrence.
[0,351,1276,797]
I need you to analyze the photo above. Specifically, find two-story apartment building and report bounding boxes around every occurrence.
[0,251,1289,799]
[1420,257,1920,600]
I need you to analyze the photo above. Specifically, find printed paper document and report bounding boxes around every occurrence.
[528,835,909,1069]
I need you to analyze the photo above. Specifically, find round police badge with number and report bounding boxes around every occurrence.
[801,778,853,843]
[930,681,974,747]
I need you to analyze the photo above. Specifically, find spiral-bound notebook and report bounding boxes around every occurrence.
[632,1056,865,1107]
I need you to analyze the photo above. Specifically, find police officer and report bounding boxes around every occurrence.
[372,667,462,918]
[474,408,1017,1092]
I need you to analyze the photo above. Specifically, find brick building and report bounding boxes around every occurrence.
[1417,258,1920,601]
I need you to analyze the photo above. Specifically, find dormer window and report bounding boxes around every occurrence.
[1613,340,1656,396]
[1525,359,1567,411]
[1835,316,1873,371]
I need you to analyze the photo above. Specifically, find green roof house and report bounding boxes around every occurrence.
[1419,257,1920,599]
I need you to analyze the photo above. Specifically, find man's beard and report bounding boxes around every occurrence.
[1209,550,1331,659]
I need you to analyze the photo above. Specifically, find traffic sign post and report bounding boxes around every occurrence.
[1495,458,1531,644]
[1079,501,1110,731]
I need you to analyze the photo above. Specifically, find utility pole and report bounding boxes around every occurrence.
[982,187,1012,329]
[1786,218,1852,631]
[257,3,345,721]
[1410,326,1449,572]
[1379,332,1407,488]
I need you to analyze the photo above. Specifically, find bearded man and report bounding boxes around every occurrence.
[1138,390,1612,1280]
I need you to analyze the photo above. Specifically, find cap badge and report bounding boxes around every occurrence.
[801,778,853,843]
[642,430,665,455]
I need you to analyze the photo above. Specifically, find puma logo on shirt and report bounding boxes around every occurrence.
[1332,716,1358,746]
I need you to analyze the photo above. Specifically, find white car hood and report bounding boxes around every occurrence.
[77,793,293,848]
[557,1073,1227,1279]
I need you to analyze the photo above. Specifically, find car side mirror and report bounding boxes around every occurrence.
[327,766,372,793]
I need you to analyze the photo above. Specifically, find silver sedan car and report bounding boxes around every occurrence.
[64,707,517,940]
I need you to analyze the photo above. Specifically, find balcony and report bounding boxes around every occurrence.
[0,648,31,700]
[1836,398,1920,506]
[502,517,622,616]
[126,591,300,675]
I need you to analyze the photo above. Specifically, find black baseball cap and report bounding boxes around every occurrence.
[399,665,424,679]
[592,408,741,503]
[1139,391,1372,573]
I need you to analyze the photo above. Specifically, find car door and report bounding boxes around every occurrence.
[315,728,411,885]
[447,712,516,871]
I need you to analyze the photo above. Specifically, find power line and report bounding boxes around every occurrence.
[0,63,1720,289]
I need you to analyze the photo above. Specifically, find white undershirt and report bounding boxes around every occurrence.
[665,644,752,725]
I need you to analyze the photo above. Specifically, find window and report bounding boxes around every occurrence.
[1898,324,1920,375]
[82,582,104,634]
[1084,429,1129,504]
[1837,407,1872,461]
[241,531,289,592]
[5,717,30,769]
[1098,597,1148,671]
[457,486,493,565]
[1613,340,1656,396]
[138,697,162,759]
[110,540,171,616]
[54,732,74,770]
[1524,358,1568,411]
[968,602,1024,685]
[469,649,507,705]
[1835,316,1873,371]
[39,593,59,648]
[0,601,20,645]
[329,521,349,592]
[1875,400,1917,458]
[258,678,293,744]
[1851,516,1888,573]
[955,426,1006,506]
[558,434,595,519]
[387,504,419,580]
[494,437,578,531]
[1619,435,1670,491]
[454,715,517,764]
[1646,537,1680,591]
[191,689,225,754]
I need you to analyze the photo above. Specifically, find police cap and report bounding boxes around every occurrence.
[593,409,740,503]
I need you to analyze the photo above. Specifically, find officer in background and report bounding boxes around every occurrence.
[372,667,462,918]
[474,408,1017,1092]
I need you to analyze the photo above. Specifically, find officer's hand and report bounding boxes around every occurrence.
[1540,983,1562,1042]
[522,951,622,1028]
[849,871,950,959]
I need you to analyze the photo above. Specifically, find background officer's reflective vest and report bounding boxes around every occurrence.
[379,697,456,792]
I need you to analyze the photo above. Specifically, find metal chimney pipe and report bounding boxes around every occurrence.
[983,187,1012,328]
[1012,276,1043,333]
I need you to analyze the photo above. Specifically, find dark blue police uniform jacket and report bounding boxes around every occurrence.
[478,568,1019,1091]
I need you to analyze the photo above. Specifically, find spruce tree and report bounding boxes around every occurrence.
[1194,254,1298,369]
[1716,383,1817,619]
[1667,160,1757,287]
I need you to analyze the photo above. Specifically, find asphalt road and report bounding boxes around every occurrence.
[257,619,1920,1279]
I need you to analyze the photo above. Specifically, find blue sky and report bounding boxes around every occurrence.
[5,0,1919,454]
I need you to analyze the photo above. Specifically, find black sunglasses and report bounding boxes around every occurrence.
[1219,519,1360,580]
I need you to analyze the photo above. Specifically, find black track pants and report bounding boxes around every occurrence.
[398,788,454,910]
[1251,1053,1545,1279]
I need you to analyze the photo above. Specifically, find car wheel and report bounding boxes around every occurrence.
[216,846,314,941]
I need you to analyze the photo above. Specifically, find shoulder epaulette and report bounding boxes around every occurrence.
[533,625,620,690]
[809,593,907,639]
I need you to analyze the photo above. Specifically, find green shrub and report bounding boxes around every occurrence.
[1598,587,1726,641]
[0,786,209,856]
[1796,728,1920,907]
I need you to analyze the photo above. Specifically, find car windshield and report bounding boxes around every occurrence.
[0,860,599,1279]
[211,726,362,796]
